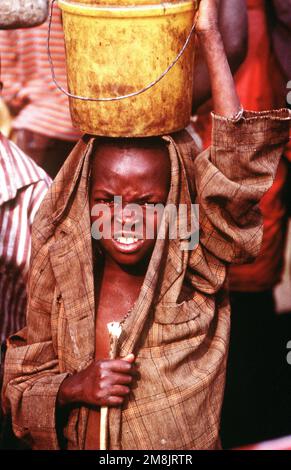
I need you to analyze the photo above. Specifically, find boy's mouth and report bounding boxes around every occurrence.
[115,236,139,245]
[112,233,145,254]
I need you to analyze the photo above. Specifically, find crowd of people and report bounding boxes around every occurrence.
[0,0,291,451]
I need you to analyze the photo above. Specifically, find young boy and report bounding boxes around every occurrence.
[2,0,291,450]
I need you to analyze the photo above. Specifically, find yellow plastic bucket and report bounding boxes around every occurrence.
[57,0,198,137]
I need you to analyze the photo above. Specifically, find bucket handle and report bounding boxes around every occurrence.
[48,0,198,102]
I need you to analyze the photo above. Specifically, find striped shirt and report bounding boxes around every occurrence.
[0,133,51,343]
[0,1,81,142]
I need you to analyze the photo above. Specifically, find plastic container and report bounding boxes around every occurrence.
[58,0,198,136]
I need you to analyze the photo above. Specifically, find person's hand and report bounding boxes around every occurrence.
[8,89,30,116]
[57,353,137,408]
[195,0,220,34]
[193,0,241,116]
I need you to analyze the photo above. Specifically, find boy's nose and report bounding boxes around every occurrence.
[115,205,143,226]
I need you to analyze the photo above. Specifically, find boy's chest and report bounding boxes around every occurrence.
[94,281,138,359]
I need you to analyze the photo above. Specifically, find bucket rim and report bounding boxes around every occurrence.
[58,0,196,17]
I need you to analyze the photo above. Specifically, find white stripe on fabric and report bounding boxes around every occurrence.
[0,135,51,341]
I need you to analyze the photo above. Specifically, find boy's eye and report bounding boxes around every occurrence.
[95,199,115,205]
[142,201,161,206]
[136,201,151,209]
[137,200,153,206]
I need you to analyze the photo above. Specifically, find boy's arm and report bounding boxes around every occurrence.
[194,0,241,117]
[1,240,70,450]
[191,1,291,264]
[192,0,247,112]
[193,110,291,265]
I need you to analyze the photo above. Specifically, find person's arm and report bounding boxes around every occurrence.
[192,109,291,268]
[1,263,70,450]
[270,0,291,80]
[187,3,291,268]
[192,0,247,112]
[194,0,241,117]
[271,0,291,29]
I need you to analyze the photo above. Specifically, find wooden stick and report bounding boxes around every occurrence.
[99,406,109,451]
[99,322,122,450]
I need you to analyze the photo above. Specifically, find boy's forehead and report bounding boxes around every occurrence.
[91,142,171,181]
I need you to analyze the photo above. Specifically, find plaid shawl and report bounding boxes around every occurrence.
[2,110,290,450]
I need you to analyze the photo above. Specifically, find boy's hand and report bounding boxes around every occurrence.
[57,353,136,408]
[195,0,220,34]
[194,0,241,117]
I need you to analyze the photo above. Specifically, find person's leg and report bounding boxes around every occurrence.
[220,290,278,448]
[273,311,291,438]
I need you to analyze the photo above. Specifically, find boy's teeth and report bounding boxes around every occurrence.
[116,236,138,245]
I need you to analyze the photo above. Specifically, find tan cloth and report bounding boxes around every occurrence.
[2,110,291,450]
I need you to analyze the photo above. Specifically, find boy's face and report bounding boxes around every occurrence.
[90,140,171,267]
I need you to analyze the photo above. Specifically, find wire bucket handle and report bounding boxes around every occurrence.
[48,0,198,102]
